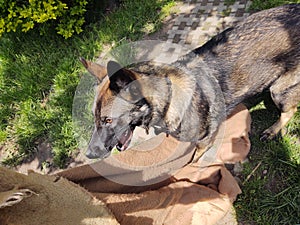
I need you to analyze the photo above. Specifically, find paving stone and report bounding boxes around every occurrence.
[191,21,199,30]
[165,0,253,49]
[178,21,187,30]
[173,33,182,43]
[236,8,246,17]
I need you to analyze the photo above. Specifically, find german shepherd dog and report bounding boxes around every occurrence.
[80,4,300,159]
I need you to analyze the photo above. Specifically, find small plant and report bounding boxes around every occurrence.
[0,0,88,38]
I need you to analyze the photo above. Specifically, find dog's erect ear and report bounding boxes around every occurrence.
[107,60,137,93]
[79,57,107,82]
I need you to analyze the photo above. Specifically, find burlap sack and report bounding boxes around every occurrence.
[0,167,119,225]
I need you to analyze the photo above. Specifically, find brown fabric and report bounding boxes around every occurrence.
[0,167,119,225]
[58,104,251,225]
[57,136,195,193]
[94,181,233,225]
[92,164,241,225]
[216,104,251,163]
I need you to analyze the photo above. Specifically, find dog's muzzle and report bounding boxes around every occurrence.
[86,146,111,159]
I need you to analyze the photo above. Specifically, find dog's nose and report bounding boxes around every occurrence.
[85,150,99,159]
[85,147,111,159]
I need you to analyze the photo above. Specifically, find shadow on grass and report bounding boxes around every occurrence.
[235,101,300,224]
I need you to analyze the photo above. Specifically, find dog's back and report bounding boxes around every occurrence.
[193,4,300,140]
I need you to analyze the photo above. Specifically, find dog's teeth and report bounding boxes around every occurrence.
[116,144,122,151]
[140,104,148,111]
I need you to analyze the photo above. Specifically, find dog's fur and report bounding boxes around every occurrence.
[81,4,300,159]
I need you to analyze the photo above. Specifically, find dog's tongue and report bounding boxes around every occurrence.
[116,127,133,151]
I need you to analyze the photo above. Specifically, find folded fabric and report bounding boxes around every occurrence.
[58,104,251,224]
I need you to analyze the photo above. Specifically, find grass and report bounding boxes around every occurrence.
[235,102,300,224]
[250,0,300,10]
[0,0,175,168]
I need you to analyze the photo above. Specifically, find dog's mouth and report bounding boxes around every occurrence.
[115,127,134,151]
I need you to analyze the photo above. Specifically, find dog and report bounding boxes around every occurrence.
[80,4,300,159]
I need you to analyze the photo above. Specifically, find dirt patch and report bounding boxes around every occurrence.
[15,139,54,174]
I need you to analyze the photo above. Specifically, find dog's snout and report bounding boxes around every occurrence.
[85,149,99,159]
[86,146,111,159]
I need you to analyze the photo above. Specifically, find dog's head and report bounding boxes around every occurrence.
[80,58,153,159]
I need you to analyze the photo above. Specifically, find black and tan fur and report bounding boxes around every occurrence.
[81,4,300,159]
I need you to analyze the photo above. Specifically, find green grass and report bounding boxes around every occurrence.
[0,0,175,168]
[250,0,300,10]
[235,103,300,224]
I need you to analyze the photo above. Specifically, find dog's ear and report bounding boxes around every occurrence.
[107,61,137,93]
[79,57,107,82]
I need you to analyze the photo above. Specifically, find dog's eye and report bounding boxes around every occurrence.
[105,118,113,124]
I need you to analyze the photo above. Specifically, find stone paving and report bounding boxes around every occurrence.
[166,0,252,48]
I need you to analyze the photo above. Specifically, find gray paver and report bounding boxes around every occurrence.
[166,0,252,48]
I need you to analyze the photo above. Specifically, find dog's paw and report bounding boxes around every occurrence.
[260,127,286,141]
[259,130,276,141]
[260,129,284,141]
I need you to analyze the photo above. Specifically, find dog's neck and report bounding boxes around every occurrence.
[135,59,218,142]
[155,57,223,142]
[164,73,196,131]
[144,67,197,139]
